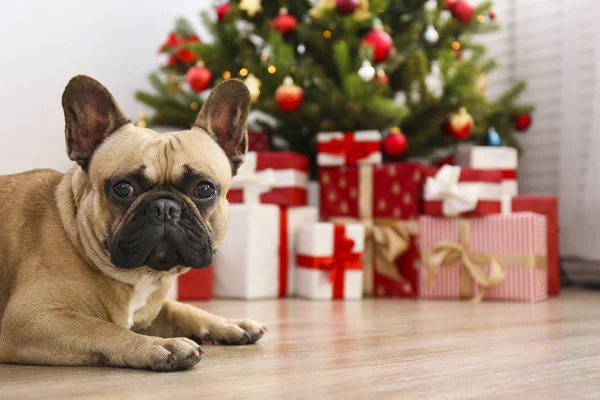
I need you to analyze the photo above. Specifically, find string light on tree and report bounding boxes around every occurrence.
[358,59,376,81]
[273,7,297,36]
[186,61,213,92]
[384,127,407,157]
[448,107,474,139]
[275,76,304,112]
[514,113,532,132]
[424,23,439,44]
[216,3,231,22]
[361,22,394,63]
[486,127,502,146]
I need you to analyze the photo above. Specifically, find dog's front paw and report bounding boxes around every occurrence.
[146,337,204,372]
[194,319,267,346]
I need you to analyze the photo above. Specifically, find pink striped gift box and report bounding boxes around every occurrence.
[419,212,548,302]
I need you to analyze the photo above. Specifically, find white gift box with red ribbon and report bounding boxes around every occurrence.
[317,130,382,166]
[295,223,365,300]
[227,151,309,206]
[213,204,318,299]
[454,145,518,196]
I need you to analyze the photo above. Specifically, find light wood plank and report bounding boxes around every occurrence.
[1,289,600,399]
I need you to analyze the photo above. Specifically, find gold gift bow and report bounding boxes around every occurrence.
[425,219,506,302]
[330,164,419,295]
[331,217,419,294]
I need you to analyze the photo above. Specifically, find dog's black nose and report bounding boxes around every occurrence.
[147,198,181,221]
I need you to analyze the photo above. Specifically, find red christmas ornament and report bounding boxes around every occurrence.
[448,107,474,139]
[273,8,297,36]
[216,3,232,22]
[186,64,213,92]
[489,9,496,20]
[384,127,407,157]
[361,26,394,63]
[452,0,475,24]
[336,0,359,14]
[275,77,303,112]
[514,113,532,132]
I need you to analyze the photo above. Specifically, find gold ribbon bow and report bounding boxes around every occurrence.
[426,219,505,302]
[332,217,419,295]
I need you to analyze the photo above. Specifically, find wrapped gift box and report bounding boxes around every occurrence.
[454,145,518,196]
[419,212,548,302]
[167,265,213,301]
[320,162,423,297]
[213,204,317,299]
[424,165,503,217]
[296,223,365,300]
[280,206,319,296]
[227,151,308,206]
[506,196,560,295]
[317,130,382,166]
[248,130,270,152]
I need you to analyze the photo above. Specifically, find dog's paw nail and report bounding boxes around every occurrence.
[197,347,205,356]
[260,326,268,334]
[243,331,252,343]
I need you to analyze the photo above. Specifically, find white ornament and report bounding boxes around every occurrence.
[425,62,444,99]
[440,10,452,23]
[424,0,437,12]
[297,43,306,54]
[424,24,439,44]
[394,91,407,107]
[358,60,376,82]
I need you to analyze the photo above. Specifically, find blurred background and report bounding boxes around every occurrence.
[0,0,598,287]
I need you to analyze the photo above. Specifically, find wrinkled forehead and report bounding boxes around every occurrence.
[89,126,232,186]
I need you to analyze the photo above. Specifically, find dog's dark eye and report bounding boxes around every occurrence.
[112,181,135,198]
[194,182,215,199]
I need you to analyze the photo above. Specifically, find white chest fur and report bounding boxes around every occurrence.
[126,275,160,329]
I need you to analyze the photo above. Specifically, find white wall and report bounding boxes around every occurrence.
[0,0,210,174]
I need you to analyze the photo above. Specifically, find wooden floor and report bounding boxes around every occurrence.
[1,289,600,399]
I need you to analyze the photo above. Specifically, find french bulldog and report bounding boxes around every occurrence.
[0,75,265,372]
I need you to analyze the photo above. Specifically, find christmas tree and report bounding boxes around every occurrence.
[135,0,533,170]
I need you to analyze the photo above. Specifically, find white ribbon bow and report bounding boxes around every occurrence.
[424,165,479,216]
[232,152,277,203]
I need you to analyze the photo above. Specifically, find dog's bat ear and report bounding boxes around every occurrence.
[62,75,129,170]
[194,79,251,176]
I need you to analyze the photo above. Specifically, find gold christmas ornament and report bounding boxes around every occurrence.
[239,0,262,17]
[474,74,488,92]
[136,111,147,128]
[244,73,262,103]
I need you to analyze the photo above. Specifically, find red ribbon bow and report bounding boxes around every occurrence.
[318,132,380,165]
[296,224,362,299]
